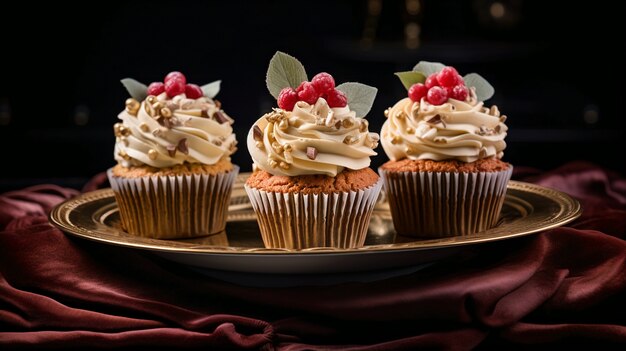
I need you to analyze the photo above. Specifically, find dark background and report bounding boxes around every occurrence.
[1,0,624,192]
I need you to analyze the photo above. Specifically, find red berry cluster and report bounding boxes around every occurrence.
[408,66,469,105]
[147,71,204,99]
[277,72,347,111]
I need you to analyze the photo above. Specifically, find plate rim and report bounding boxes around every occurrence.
[49,180,582,256]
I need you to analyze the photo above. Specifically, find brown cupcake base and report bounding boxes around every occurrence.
[379,164,512,238]
[107,165,239,239]
[245,172,383,249]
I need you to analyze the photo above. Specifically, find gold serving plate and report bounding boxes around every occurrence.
[50,173,581,277]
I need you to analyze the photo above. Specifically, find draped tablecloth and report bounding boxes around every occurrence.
[1,161,625,350]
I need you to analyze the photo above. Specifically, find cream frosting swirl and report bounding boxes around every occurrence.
[114,93,236,168]
[381,92,507,162]
[247,98,379,177]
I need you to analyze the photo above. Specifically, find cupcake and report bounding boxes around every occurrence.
[108,71,239,239]
[380,62,512,237]
[245,51,382,249]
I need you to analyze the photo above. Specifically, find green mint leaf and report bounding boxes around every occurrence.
[201,80,221,98]
[336,82,378,117]
[394,71,426,90]
[463,73,495,101]
[266,51,308,99]
[120,78,148,101]
[412,61,446,77]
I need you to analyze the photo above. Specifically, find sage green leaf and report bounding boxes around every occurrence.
[120,78,148,101]
[266,51,308,99]
[336,82,378,117]
[412,61,446,77]
[394,71,426,90]
[463,73,495,101]
[201,80,221,98]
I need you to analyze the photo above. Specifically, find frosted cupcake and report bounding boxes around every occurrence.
[245,52,382,249]
[380,62,512,237]
[109,71,238,239]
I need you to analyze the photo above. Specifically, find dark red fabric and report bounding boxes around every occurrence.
[1,161,625,350]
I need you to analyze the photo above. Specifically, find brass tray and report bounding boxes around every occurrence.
[50,174,581,278]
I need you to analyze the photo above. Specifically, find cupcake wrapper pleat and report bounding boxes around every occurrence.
[379,167,512,237]
[107,166,239,239]
[245,178,383,249]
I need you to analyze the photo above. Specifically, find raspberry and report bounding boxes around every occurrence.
[426,86,448,105]
[425,74,440,89]
[451,85,469,101]
[164,71,186,85]
[147,82,165,96]
[297,82,319,104]
[164,77,186,97]
[326,89,347,108]
[408,83,428,102]
[456,74,464,86]
[278,87,298,111]
[185,84,203,99]
[296,81,307,93]
[311,72,335,94]
[437,66,460,87]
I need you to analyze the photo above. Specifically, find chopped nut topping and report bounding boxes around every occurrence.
[426,114,442,124]
[359,119,369,133]
[343,135,359,145]
[213,111,229,124]
[489,106,500,117]
[342,117,355,128]
[160,107,172,118]
[117,150,131,160]
[146,96,158,104]
[272,142,283,153]
[166,145,177,157]
[307,146,318,160]
[148,149,158,160]
[252,125,263,141]
[125,98,140,116]
[177,138,189,155]
[476,125,497,136]
[263,109,287,123]
[396,111,408,119]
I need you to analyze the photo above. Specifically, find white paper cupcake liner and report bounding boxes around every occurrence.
[379,167,513,237]
[244,178,383,249]
[107,165,239,239]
